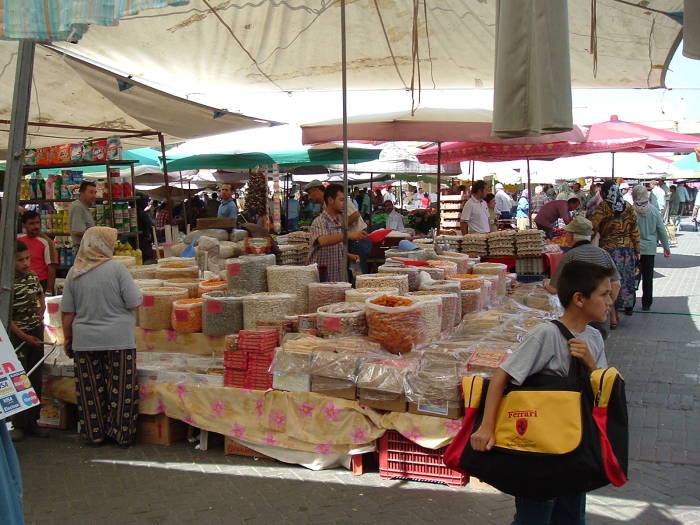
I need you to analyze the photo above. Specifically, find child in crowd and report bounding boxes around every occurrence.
[9,240,48,442]
[470,261,615,524]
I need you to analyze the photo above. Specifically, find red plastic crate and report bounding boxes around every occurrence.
[224,369,246,388]
[378,430,467,487]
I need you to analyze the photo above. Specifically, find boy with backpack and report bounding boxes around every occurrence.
[470,261,615,524]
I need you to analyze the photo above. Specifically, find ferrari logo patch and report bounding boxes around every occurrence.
[516,418,528,436]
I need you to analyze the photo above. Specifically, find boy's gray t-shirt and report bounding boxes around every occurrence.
[61,260,142,351]
[501,322,607,386]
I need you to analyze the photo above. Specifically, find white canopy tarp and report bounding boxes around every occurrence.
[0,42,280,158]
[54,0,682,103]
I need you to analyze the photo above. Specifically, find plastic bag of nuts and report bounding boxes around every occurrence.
[202,291,245,335]
[308,282,352,312]
[365,295,423,354]
[139,287,189,330]
[316,302,367,338]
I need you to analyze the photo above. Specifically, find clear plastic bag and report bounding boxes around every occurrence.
[271,347,314,375]
[356,273,409,295]
[242,292,295,330]
[129,265,157,280]
[405,295,442,342]
[165,278,202,298]
[356,355,419,395]
[202,291,245,335]
[226,254,276,294]
[409,290,459,331]
[266,264,319,314]
[433,253,477,274]
[139,287,188,330]
[344,287,399,303]
[155,265,199,280]
[308,282,352,312]
[419,266,445,281]
[472,262,508,296]
[171,298,203,333]
[365,296,423,354]
[377,264,420,291]
[316,302,367,338]
[449,274,485,291]
[404,367,461,403]
[460,288,483,315]
[309,347,374,380]
[198,280,228,297]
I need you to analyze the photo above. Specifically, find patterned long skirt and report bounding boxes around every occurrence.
[74,349,139,445]
[606,247,637,309]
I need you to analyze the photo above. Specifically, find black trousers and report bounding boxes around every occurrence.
[9,325,44,429]
[639,254,655,310]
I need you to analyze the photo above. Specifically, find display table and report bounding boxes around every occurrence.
[45,377,460,455]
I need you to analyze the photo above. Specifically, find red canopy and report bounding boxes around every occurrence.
[416,137,646,164]
[586,117,700,153]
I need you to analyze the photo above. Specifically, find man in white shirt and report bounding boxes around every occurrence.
[383,200,405,231]
[460,180,490,234]
[620,183,634,205]
[650,180,667,217]
[494,183,514,218]
[382,188,396,204]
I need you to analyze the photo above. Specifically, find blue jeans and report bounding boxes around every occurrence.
[286,217,299,232]
[513,494,586,525]
[348,238,371,274]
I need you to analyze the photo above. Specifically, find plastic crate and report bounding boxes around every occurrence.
[378,430,467,487]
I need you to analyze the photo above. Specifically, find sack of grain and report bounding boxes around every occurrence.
[378,264,420,291]
[242,292,295,330]
[344,287,400,303]
[225,254,275,294]
[171,298,203,333]
[139,287,188,330]
[308,282,352,312]
[202,291,245,335]
[129,265,157,280]
[356,273,409,295]
[165,278,202,298]
[266,264,319,314]
[365,296,423,354]
[156,264,199,280]
[197,280,228,297]
[316,302,367,338]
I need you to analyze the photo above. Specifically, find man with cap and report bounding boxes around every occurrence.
[545,215,621,335]
[620,182,633,205]
[494,183,513,219]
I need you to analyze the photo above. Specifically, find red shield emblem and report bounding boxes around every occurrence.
[516,418,528,436]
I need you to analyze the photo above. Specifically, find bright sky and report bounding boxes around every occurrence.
[171,46,700,156]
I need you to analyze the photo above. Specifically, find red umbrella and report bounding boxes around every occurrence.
[586,116,700,153]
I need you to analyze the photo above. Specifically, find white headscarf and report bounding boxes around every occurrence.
[631,185,651,216]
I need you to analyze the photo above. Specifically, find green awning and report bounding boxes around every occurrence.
[167,148,381,172]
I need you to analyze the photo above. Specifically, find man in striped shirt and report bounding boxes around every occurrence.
[545,216,621,336]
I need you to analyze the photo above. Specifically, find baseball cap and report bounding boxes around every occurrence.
[304,179,324,191]
[398,239,420,251]
[619,182,630,190]
[564,215,593,236]
[495,183,504,190]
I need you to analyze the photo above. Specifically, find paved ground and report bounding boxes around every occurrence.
[13,221,700,524]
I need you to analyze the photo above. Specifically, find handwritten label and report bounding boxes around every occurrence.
[174,309,188,322]
[322,316,341,331]
[207,301,222,314]
[47,303,59,314]
[227,263,241,276]
[143,295,155,307]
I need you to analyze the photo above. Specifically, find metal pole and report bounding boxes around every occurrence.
[369,172,374,226]
[178,170,188,229]
[527,158,532,229]
[340,0,349,282]
[158,132,175,230]
[436,141,442,219]
[611,152,615,180]
[0,40,35,327]
[471,159,475,184]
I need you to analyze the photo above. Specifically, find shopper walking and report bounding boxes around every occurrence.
[516,189,529,230]
[591,180,640,328]
[61,227,142,446]
[9,240,48,442]
[631,185,671,311]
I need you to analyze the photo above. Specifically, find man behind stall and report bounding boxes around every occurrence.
[69,180,96,250]
[18,210,58,294]
[383,200,405,231]
[534,198,580,238]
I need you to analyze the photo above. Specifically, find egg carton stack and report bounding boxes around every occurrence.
[515,229,546,256]
[278,244,308,265]
[487,230,516,256]
[436,235,462,253]
[286,231,311,264]
[461,234,489,257]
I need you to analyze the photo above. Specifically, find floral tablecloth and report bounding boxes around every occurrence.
[46,377,461,454]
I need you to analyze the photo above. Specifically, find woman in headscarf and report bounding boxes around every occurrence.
[631,185,671,311]
[60,227,142,446]
[516,189,530,230]
[591,181,641,328]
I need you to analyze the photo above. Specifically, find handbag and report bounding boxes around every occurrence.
[444,320,628,498]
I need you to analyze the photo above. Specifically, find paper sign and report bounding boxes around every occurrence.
[47,302,59,314]
[143,295,155,307]
[0,321,40,420]
[322,316,341,331]
[228,263,241,276]
[207,301,222,314]
[174,310,189,322]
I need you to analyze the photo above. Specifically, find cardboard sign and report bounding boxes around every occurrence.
[322,316,341,331]
[143,295,155,307]
[206,300,222,314]
[0,322,40,420]
[228,263,241,276]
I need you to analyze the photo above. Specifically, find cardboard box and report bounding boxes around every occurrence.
[408,400,463,419]
[273,372,311,392]
[224,437,270,458]
[137,413,188,446]
[311,376,356,400]
[359,389,407,412]
[38,398,76,429]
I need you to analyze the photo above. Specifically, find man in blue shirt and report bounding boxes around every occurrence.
[217,183,238,219]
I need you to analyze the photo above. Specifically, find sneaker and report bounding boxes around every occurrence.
[10,428,25,442]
